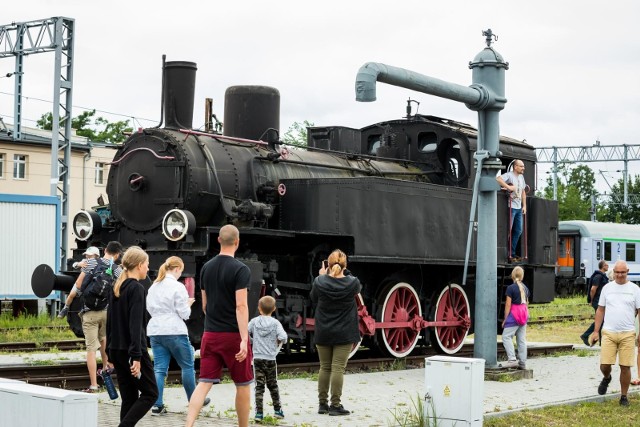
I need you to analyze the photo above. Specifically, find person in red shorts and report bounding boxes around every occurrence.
[185,224,253,427]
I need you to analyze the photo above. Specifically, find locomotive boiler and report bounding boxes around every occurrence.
[33,60,558,357]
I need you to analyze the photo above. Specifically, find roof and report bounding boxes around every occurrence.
[559,220,640,241]
[0,122,109,152]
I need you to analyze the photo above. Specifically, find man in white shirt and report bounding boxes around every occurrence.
[496,160,527,261]
[591,260,640,406]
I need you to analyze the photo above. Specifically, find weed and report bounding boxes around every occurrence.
[278,370,318,381]
[387,392,439,427]
[259,414,280,425]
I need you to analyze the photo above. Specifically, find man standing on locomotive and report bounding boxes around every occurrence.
[591,260,640,406]
[496,160,527,262]
[185,225,253,427]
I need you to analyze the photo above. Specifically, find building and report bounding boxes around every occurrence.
[0,122,118,258]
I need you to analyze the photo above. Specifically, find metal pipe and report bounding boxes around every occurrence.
[355,62,483,107]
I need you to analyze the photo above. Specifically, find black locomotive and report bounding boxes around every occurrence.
[34,60,558,357]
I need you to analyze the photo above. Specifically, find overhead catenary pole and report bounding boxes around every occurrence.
[355,29,508,367]
[0,17,76,271]
[536,143,640,205]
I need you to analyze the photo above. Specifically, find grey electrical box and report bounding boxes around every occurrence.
[425,355,485,426]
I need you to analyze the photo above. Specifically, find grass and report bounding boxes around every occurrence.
[0,313,77,345]
[0,312,68,328]
[484,398,640,427]
[528,295,593,318]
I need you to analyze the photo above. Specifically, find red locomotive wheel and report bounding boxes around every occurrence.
[377,282,422,358]
[433,284,470,354]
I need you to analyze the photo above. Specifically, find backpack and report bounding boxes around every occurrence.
[587,270,606,305]
[81,259,115,311]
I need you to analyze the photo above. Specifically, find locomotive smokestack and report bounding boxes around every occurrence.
[163,61,197,130]
[224,86,280,141]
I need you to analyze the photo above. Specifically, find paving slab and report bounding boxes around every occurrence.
[5,343,640,426]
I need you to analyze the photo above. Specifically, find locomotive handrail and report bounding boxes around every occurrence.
[108,147,175,165]
[195,134,239,219]
[254,156,431,177]
[179,128,269,146]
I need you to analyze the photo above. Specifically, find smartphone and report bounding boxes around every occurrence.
[129,357,142,379]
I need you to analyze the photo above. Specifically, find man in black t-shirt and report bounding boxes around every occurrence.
[185,225,253,427]
[580,260,609,346]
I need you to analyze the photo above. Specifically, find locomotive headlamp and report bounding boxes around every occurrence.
[162,209,196,241]
[72,210,102,241]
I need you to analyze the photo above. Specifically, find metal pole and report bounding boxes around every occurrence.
[623,145,629,205]
[355,29,508,367]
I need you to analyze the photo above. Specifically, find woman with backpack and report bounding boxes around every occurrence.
[107,246,158,427]
[501,266,530,370]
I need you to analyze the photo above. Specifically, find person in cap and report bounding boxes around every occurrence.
[58,246,101,318]
[59,242,124,393]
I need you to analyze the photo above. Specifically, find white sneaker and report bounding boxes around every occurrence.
[501,360,518,369]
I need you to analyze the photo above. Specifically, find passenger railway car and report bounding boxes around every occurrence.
[556,220,640,295]
[32,60,558,357]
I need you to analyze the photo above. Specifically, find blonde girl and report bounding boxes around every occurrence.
[501,266,530,369]
[107,246,158,425]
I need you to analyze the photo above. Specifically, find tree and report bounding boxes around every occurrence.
[37,110,132,144]
[282,120,314,147]
[540,164,597,221]
[598,174,640,224]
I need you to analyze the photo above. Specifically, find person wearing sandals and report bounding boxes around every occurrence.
[310,249,362,416]
[591,260,640,406]
[501,266,529,369]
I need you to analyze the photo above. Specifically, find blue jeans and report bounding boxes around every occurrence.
[510,208,523,258]
[150,335,196,407]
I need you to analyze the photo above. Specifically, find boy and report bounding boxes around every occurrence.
[58,246,101,318]
[248,295,287,422]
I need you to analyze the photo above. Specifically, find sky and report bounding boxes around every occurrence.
[1,1,639,193]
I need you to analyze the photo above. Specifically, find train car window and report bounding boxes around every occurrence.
[367,135,381,155]
[596,241,602,261]
[418,132,438,152]
[604,242,612,261]
[627,243,636,262]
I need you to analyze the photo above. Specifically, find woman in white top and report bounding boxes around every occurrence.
[147,256,207,414]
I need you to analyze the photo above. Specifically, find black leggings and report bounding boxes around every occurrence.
[110,349,158,427]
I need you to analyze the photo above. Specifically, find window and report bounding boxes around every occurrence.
[13,154,27,179]
[595,241,602,261]
[627,243,636,262]
[95,162,105,185]
[604,241,612,261]
[418,132,438,153]
[0,153,4,178]
[367,135,381,155]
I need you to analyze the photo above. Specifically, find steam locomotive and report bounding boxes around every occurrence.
[33,60,558,357]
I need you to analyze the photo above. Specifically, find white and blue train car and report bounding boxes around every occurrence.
[556,220,640,295]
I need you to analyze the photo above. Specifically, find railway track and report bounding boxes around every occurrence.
[0,340,85,352]
[0,314,591,352]
[0,343,573,390]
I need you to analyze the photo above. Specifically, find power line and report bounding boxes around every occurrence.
[0,90,158,124]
